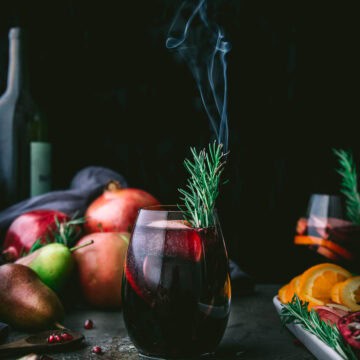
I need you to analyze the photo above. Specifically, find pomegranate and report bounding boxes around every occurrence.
[84,181,160,234]
[73,232,130,308]
[2,209,69,261]
[338,312,360,350]
[314,306,349,325]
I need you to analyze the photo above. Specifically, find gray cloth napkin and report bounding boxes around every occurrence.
[0,166,127,232]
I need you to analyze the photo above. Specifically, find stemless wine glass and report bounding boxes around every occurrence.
[294,194,360,265]
[122,206,231,359]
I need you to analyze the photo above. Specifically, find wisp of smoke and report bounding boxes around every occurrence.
[166,0,231,151]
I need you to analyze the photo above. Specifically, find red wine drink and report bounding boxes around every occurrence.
[122,206,231,359]
[294,194,360,269]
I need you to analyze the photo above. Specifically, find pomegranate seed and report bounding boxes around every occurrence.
[61,332,73,342]
[84,319,94,329]
[54,335,62,343]
[47,334,56,343]
[92,346,102,354]
[293,339,304,347]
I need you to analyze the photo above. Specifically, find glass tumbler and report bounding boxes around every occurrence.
[122,206,231,359]
[294,193,360,266]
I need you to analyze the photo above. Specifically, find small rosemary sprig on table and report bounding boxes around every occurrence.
[280,295,357,360]
[333,149,360,224]
[178,141,227,228]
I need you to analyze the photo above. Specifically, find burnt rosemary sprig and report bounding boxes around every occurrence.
[333,149,360,224]
[280,295,356,360]
[178,141,227,228]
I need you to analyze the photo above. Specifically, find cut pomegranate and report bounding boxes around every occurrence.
[314,306,349,325]
[338,312,360,350]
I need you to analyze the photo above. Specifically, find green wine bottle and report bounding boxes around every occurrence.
[0,28,51,208]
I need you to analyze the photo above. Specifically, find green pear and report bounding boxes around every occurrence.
[16,241,93,292]
[0,264,64,330]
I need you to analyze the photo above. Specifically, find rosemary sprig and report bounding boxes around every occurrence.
[333,149,360,224]
[280,295,357,360]
[28,215,85,254]
[178,141,227,228]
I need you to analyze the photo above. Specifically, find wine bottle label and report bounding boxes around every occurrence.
[30,142,51,197]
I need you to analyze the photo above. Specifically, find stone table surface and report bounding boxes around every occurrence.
[5,285,315,360]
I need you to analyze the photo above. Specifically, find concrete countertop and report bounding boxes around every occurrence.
[5,285,315,360]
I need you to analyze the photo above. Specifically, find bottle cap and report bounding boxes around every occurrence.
[9,28,22,39]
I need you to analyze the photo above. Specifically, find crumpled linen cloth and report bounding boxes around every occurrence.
[0,166,127,231]
[0,166,253,293]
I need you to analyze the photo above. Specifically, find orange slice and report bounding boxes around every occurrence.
[294,235,354,261]
[285,275,301,302]
[330,282,342,304]
[278,284,289,303]
[292,276,321,309]
[298,263,351,305]
[332,276,360,311]
[306,295,326,309]
[316,246,343,262]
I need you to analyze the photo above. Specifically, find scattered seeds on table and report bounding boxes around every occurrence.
[92,346,102,354]
[84,319,94,329]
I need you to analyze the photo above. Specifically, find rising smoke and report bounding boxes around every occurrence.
[166,0,231,151]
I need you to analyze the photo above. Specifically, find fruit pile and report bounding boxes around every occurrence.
[279,263,360,354]
[278,263,360,311]
[0,182,160,331]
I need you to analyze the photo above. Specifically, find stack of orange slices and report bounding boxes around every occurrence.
[278,263,360,311]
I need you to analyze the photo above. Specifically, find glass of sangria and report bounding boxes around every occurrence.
[294,194,360,269]
[122,205,231,359]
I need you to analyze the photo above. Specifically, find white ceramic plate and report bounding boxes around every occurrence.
[273,296,343,360]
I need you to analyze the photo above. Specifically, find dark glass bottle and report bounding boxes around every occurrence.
[29,108,51,197]
[0,28,51,208]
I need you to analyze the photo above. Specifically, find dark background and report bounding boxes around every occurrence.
[1,0,359,282]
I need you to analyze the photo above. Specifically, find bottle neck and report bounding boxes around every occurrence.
[30,111,48,141]
[6,28,28,96]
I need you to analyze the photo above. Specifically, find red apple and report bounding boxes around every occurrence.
[2,209,69,261]
[73,232,130,308]
[84,181,160,234]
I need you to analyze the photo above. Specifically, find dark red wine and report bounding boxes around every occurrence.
[122,221,231,358]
